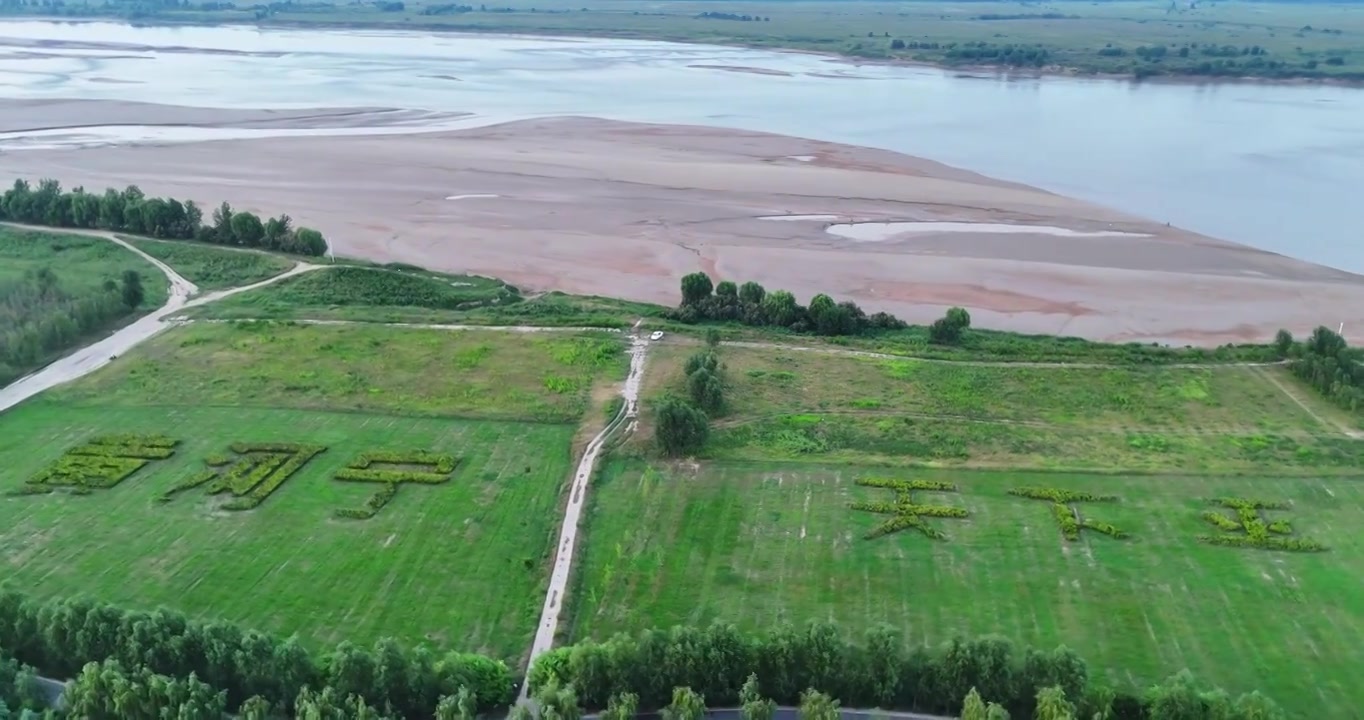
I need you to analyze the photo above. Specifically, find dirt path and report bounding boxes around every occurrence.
[202,317,623,334]
[521,321,650,696]
[0,225,318,414]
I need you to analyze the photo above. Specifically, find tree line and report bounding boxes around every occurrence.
[0,591,1293,719]
[0,179,328,257]
[655,330,724,457]
[1280,326,1364,413]
[672,273,976,345]
[0,591,514,718]
[0,267,145,388]
[672,274,908,338]
[529,622,1286,720]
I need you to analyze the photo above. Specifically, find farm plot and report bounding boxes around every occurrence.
[567,460,1364,718]
[643,343,1362,473]
[0,401,574,661]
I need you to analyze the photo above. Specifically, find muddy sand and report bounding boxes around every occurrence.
[1,104,1359,345]
[0,99,470,134]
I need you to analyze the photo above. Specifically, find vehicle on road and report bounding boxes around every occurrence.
[649,331,664,341]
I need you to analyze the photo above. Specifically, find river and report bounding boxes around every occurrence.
[1,20,1361,272]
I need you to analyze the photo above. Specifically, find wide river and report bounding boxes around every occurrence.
[1,20,1361,272]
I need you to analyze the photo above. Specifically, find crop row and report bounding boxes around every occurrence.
[856,478,957,493]
[334,483,400,521]
[334,468,450,484]
[17,435,181,495]
[221,445,326,511]
[1197,534,1326,552]
[347,451,457,474]
[1008,486,1116,504]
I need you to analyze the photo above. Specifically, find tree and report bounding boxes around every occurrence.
[231,211,267,247]
[716,281,738,300]
[662,687,705,720]
[1034,686,1074,720]
[761,290,800,327]
[962,687,988,720]
[684,352,719,377]
[239,696,274,720]
[929,306,972,344]
[1273,329,1294,358]
[264,214,294,249]
[534,678,581,720]
[294,228,328,257]
[738,281,766,307]
[120,270,144,309]
[601,692,639,720]
[797,689,839,720]
[738,674,773,720]
[655,397,709,456]
[705,328,722,348]
[680,272,714,306]
[212,202,235,243]
[687,368,724,414]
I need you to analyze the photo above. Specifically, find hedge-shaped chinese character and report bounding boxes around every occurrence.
[850,477,968,540]
[15,434,178,496]
[333,451,459,520]
[160,442,325,511]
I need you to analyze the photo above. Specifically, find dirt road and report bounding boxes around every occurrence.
[522,323,650,695]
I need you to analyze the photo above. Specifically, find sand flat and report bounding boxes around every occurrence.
[0,103,1358,345]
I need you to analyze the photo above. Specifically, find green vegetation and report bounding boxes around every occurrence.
[1,321,628,663]
[0,178,328,256]
[187,264,520,321]
[641,341,1360,473]
[55,321,626,423]
[7,0,1361,81]
[567,462,1360,716]
[123,237,295,290]
[0,228,168,387]
[0,590,515,718]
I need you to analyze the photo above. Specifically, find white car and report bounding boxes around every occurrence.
[649,331,665,341]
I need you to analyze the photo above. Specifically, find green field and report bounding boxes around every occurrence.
[58,321,627,423]
[0,402,571,660]
[14,0,1364,80]
[123,237,295,291]
[1,321,629,662]
[0,229,168,308]
[638,342,1364,473]
[568,461,1363,715]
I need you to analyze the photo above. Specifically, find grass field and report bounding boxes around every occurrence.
[640,342,1364,473]
[0,401,572,660]
[56,321,628,423]
[567,461,1364,715]
[0,229,168,310]
[16,0,1364,79]
[1,321,630,661]
[122,238,295,291]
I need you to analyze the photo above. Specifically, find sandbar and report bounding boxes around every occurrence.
[1,99,1359,346]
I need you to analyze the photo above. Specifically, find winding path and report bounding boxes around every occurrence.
[522,322,651,698]
[0,225,319,414]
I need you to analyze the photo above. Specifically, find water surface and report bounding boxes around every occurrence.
[1,21,1361,271]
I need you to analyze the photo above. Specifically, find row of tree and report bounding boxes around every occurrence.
[1282,326,1364,412]
[655,332,723,457]
[0,267,145,388]
[0,179,328,256]
[0,591,515,718]
[528,622,1284,720]
[673,274,907,338]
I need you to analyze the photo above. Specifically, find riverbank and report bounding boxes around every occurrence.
[4,103,1361,346]
[5,0,1363,85]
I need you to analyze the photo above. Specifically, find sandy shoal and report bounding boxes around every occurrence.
[1,106,1359,345]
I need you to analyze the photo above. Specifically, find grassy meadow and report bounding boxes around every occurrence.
[638,341,1364,473]
[123,237,295,291]
[57,321,628,423]
[0,228,168,309]
[1,321,629,662]
[567,461,1363,716]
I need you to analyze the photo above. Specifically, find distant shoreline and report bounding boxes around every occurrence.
[5,14,1364,88]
